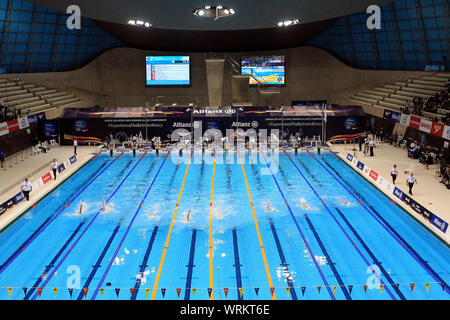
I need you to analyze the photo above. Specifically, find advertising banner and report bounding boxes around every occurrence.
[409,116,421,130]
[42,172,52,184]
[0,122,9,137]
[356,161,365,171]
[400,113,410,127]
[6,119,19,134]
[419,119,432,134]
[369,170,379,181]
[442,125,450,141]
[18,117,30,130]
[430,215,449,233]
[391,111,401,123]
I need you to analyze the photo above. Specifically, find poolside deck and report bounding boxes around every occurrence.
[330,142,450,243]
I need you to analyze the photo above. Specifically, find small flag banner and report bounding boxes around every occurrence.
[348,285,353,295]
[332,286,337,295]
[83,287,88,298]
[207,288,213,298]
[161,288,166,298]
[7,287,12,297]
[270,287,275,297]
[285,287,290,296]
[115,288,120,297]
[425,283,430,293]
[301,287,306,296]
[239,288,244,297]
[145,288,151,298]
[410,283,415,292]
[176,288,181,298]
[38,288,43,297]
[192,288,197,296]
[68,288,74,298]
[254,288,259,296]
[53,288,58,297]
[22,288,28,296]
[130,288,135,297]
[379,284,384,294]
[363,285,368,294]
[317,286,321,294]
[224,288,228,297]
[100,288,104,296]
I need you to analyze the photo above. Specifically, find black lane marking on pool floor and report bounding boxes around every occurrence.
[76,219,124,300]
[335,207,406,300]
[268,218,298,300]
[131,226,159,300]
[232,228,244,300]
[322,156,449,293]
[183,229,197,300]
[277,163,350,300]
[23,221,86,300]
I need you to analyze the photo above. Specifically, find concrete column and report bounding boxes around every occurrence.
[205,59,225,107]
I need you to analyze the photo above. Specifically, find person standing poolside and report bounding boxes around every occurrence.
[73,138,78,155]
[391,164,398,184]
[406,172,417,195]
[51,159,58,180]
[21,178,33,201]
[369,138,374,156]
[0,150,4,168]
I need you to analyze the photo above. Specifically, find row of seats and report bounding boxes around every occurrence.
[0,78,81,120]
[32,139,59,155]
[347,73,449,121]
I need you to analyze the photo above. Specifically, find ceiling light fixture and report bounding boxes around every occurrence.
[193,5,236,21]
[128,19,152,28]
[277,19,300,27]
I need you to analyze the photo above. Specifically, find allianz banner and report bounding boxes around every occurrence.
[430,215,449,233]
[403,194,432,221]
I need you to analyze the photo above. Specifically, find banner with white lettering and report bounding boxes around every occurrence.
[0,122,9,136]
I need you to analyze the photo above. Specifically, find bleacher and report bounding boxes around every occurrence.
[0,78,82,121]
[347,73,449,121]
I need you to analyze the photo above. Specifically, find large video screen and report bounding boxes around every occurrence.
[241,55,285,86]
[146,56,190,86]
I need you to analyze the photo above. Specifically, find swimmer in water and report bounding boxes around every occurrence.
[301,200,309,209]
[265,201,271,211]
[75,203,83,216]
[102,199,107,213]
[187,209,191,222]
[339,199,350,206]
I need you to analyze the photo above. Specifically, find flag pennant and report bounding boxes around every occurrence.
[53,288,58,297]
[332,286,337,295]
[115,288,120,297]
[83,287,88,298]
[161,288,166,298]
[68,288,74,298]
[130,288,135,298]
[425,283,430,293]
[176,288,181,298]
[379,284,384,294]
[192,288,197,296]
[207,288,213,298]
[38,287,43,297]
[100,288,105,296]
[285,287,290,296]
[270,287,275,297]
[23,287,28,296]
[348,285,353,295]
[7,287,12,297]
[254,288,259,296]
[394,284,400,290]
[145,288,150,298]
[441,282,445,291]
[410,283,415,292]
[239,288,244,297]
[301,287,306,296]
[317,286,322,294]
[363,285,368,294]
[224,288,228,297]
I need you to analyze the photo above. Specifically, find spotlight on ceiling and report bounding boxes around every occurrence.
[277,19,300,27]
[128,19,152,28]
[193,5,236,20]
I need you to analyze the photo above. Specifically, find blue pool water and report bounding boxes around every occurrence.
[0,151,448,300]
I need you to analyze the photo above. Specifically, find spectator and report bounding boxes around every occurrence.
[36,141,47,153]
[21,178,33,201]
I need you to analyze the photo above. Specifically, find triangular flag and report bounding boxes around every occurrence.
[254,288,259,296]
[410,283,415,292]
[270,287,275,297]
[83,287,88,298]
[332,286,337,295]
[301,287,306,296]
[38,287,43,297]
[379,284,384,294]
[53,288,58,297]
[176,288,181,298]
[68,288,73,298]
[130,288,135,297]
[207,288,212,298]
[394,283,400,290]
[348,285,353,295]
[224,288,228,297]
[145,288,150,298]
[239,288,244,297]
[192,288,197,296]
[7,287,12,297]
[161,288,166,298]
[285,287,290,296]
[425,283,430,293]
[115,288,120,297]
[317,286,322,294]
[22,287,28,296]
[363,285,368,294]
[441,282,445,291]
[100,288,104,296]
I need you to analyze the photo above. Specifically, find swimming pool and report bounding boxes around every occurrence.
[0,150,448,300]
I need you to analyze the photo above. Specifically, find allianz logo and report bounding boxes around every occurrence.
[432,217,447,231]
[231,121,259,128]
[193,109,236,114]
[173,122,193,128]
